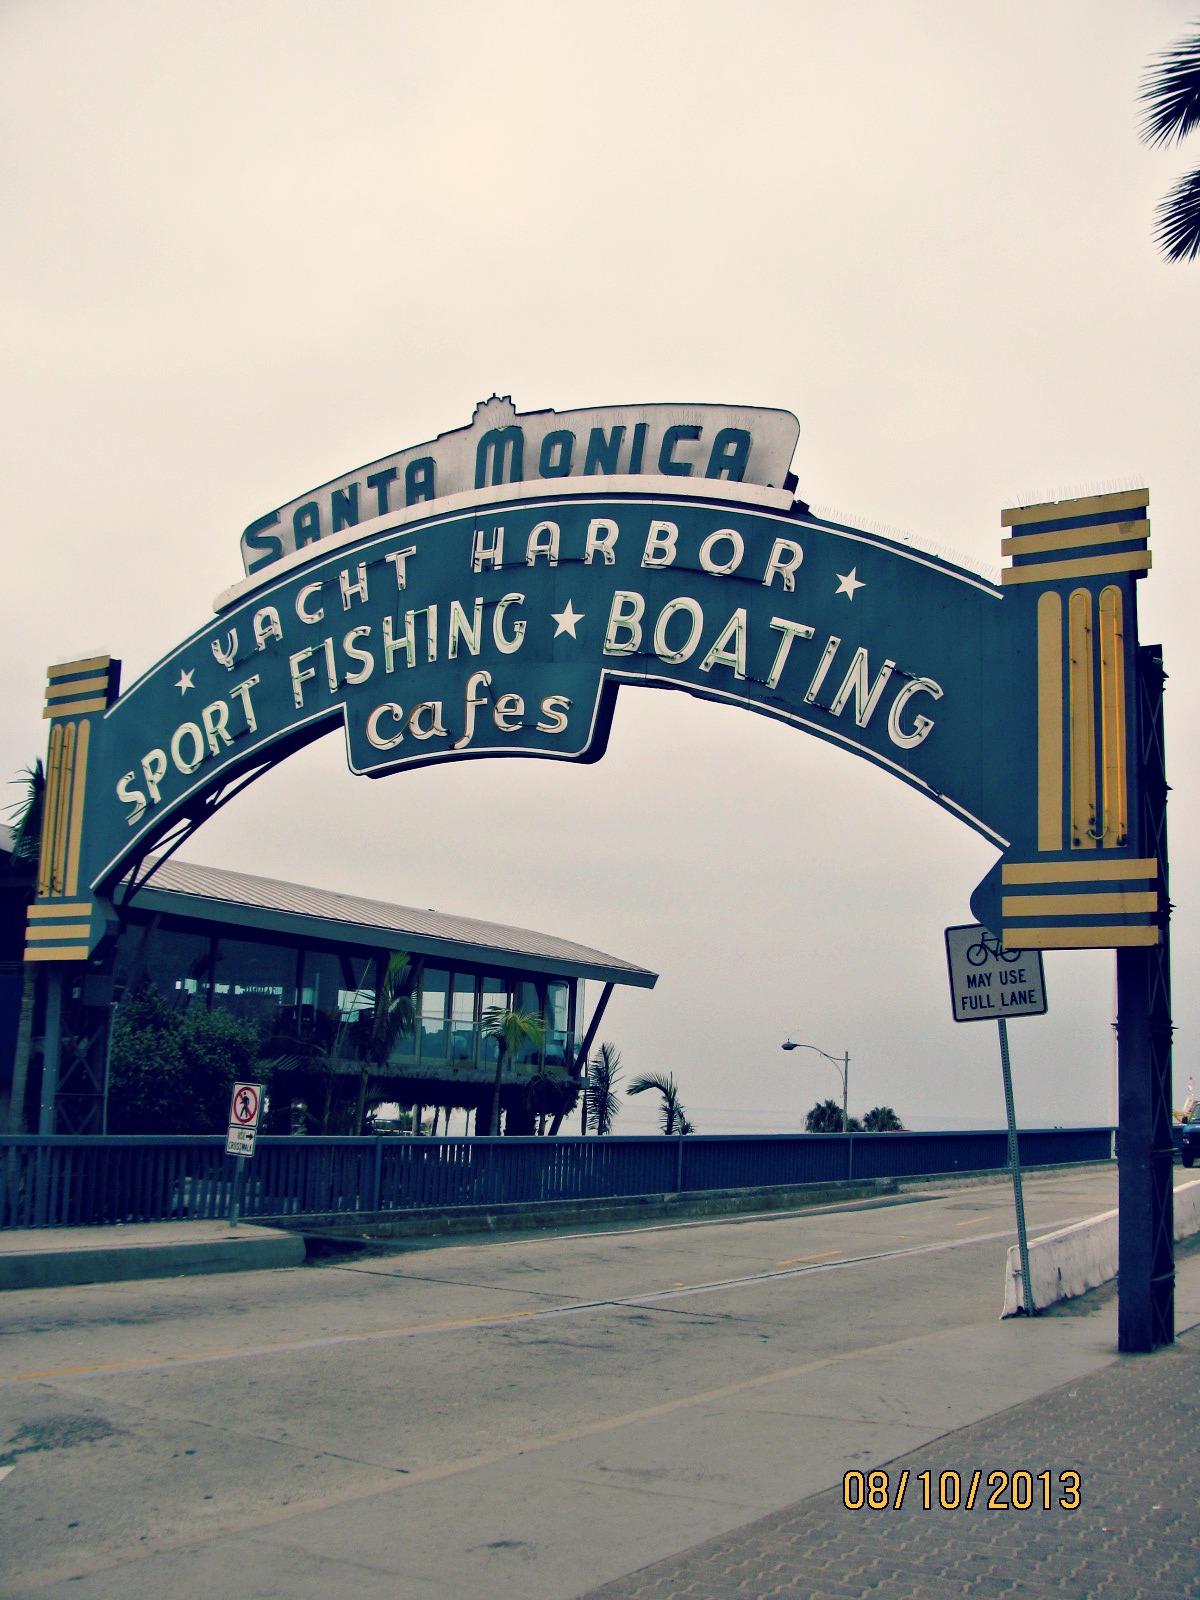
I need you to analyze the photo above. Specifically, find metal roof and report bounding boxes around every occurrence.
[122,855,658,990]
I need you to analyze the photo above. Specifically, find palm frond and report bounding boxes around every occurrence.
[627,1070,690,1135]
[627,1071,676,1100]
[1140,28,1200,147]
[6,761,45,864]
[1154,164,1200,261]
[481,1005,546,1055]
[586,1042,622,1134]
[368,952,415,1064]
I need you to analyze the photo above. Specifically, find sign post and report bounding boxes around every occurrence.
[945,926,1047,1315]
[226,1081,264,1228]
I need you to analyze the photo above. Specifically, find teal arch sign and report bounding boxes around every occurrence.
[26,398,1177,1355]
[26,407,1161,968]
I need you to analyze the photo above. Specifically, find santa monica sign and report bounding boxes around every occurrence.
[239,396,802,575]
[28,397,1161,966]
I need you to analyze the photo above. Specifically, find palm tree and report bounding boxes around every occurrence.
[806,1099,863,1133]
[481,1005,545,1136]
[586,1042,623,1135]
[627,1070,691,1135]
[5,762,44,1131]
[261,953,412,1134]
[1140,24,1200,261]
[861,1105,905,1132]
[353,953,416,1134]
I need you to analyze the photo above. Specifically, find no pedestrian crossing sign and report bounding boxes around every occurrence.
[944,926,1047,1023]
[226,1080,264,1157]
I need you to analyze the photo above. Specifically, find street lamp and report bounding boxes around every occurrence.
[781,1039,850,1132]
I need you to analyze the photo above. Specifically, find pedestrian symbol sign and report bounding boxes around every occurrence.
[226,1080,264,1157]
[230,1083,262,1126]
[944,926,1047,1023]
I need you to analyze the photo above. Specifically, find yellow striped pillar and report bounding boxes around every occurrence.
[24,655,121,964]
[996,489,1157,950]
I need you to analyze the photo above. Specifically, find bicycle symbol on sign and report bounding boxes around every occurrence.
[965,930,1023,968]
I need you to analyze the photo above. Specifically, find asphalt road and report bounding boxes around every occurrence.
[1,1166,1191,1598]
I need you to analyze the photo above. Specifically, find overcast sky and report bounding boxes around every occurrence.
[3,1,1197,1134]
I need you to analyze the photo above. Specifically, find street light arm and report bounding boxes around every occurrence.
[781,1040,843,1068]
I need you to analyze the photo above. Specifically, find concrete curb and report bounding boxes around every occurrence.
[281,1176,906,1249]
[0,1225,306,1292]
[1002,1178,1200,1315]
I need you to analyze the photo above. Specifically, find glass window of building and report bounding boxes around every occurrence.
[420,967,449,1061]
[384,954,419,1064]
[545,980,571,1067]
[449,972,476,1064]
[515,979,542,1064]
[480,975,508,1063]
[300,949,374,1060]
[212,936,298,1032]
[115,923,214,1009]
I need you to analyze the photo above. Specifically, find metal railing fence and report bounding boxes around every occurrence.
[0,1127,1114,1230]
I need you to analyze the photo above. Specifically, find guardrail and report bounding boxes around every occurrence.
[0,1127,1115,1230]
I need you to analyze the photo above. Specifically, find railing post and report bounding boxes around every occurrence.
[372,1135,384,1212]
[675,1131,684,1193]
[35,1141,50,1227]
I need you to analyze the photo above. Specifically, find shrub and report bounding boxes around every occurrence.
[107,987,265,1134]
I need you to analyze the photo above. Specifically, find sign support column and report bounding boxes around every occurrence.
[997,1016,1034,1315]
[945,925,1047,1316]
[1116,644,1174,1354]
[226,1081,264,1229]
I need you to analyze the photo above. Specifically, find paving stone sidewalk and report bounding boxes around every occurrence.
[579,1323,1200,1600]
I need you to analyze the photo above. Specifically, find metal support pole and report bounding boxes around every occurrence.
[998,1017,1034,1315]
[1114,643,1174,1354]
[229,1155,245,1228]
[842,1051,850,1135]
[38,968,63,1135]
[101,1001,117,1136]
[1117,946,1174,1351]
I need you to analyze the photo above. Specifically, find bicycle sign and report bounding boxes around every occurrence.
[945,925,1047,1023]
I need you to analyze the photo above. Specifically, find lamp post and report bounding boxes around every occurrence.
[782,1039,850,1132]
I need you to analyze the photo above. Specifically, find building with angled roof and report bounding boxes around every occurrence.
[0,826,657,1136]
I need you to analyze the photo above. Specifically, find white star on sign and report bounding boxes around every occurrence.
[551,600,584,638]
[835,568,865,600]
[175,669,195,694]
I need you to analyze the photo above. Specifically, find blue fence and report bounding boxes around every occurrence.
[0,1127,1114,1230]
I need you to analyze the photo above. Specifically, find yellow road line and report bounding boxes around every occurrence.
[8,1306,547,1382]
[774,1249,842,1266]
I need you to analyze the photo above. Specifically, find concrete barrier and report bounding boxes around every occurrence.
[289,1177,903,1249]
[1002,1179,1200,1316]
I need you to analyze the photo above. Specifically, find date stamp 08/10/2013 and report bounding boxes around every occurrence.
[842,1469,1082,1513]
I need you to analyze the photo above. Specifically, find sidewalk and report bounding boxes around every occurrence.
[0,1219,304,1290]
[578,1305,1200,1600]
